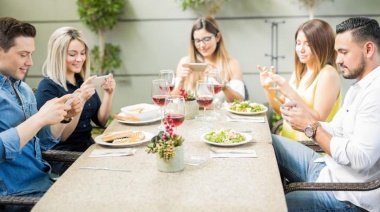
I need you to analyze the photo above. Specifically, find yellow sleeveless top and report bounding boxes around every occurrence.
[281,65,341,141]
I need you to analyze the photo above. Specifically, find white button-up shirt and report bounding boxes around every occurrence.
[317,66,380,211]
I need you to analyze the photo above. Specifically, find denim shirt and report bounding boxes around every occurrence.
[0,74,57,196]
[36,74,101,152]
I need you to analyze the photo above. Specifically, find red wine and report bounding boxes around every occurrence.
[169,84,174,91]
[152,95,166,106]
[196,96,214,107]
[165,113,185,127]
[213,84,222,94]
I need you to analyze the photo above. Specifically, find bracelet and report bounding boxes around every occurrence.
[60,117,72,124]
[222,81,229,91]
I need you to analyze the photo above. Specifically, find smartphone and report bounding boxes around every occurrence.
[93,75,109,86]
[65,92,81,105]
[188,63,207,72]
[273,98,284,109]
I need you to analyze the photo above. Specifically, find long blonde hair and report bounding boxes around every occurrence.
[43,27,90,91]
[188,16,232,89]
[294,19,337,88]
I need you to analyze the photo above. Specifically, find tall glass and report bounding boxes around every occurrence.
[195,80,214,121]
[164,95,185,133]
[159,69,175,92]
[151,79,170,130]
[206,69,224,116]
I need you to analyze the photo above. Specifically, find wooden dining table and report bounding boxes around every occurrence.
[32,109,287,212]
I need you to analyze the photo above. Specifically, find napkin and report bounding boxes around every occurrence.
[210,149,257,158]
[227,116,265,123]
[89,148,136,157]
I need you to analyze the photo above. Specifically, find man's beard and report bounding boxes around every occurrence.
[342,54,365,80]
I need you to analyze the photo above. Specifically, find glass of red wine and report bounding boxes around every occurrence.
[159,69,175,92]
[206,69,224,116]
[164,95,185,133]
[195,80,214,121]
[151,79,170,130]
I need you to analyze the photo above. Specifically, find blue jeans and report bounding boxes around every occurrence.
[272,135,365,212]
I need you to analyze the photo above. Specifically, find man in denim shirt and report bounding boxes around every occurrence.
[0,17,80,206]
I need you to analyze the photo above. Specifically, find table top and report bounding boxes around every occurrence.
[33,110,287,212]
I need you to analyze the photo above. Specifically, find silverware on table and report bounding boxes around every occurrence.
[79,166,131,172]
[209,147,255,154]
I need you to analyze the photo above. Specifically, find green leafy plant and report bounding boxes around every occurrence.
[77,0,125,74]
[289,0,334,19]
[146,117,184,161]
[177,0,231,17]
[91,44,122,74]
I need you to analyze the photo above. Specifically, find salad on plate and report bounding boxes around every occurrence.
[229,100,266,113]
[204,129,246,144]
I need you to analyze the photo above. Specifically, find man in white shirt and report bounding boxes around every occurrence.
[272,17,380,211]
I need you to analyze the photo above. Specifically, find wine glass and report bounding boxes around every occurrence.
[159,69,175,92]
[195,80,214,121]
[164,95,185,133]
[151,79,170,130]
[206,69,224,116]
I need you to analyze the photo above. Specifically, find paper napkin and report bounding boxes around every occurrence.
[227,117,265,123]
[89,148,136,157]
[210,149,257,158]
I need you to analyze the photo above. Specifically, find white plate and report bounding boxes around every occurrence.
[226,104,268,115]
[94,131,154,147]
[115,113,161,125]
[201,132,253,147]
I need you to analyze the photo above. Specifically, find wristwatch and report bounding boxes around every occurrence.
[304,122,320,139]
[60,117,72,124]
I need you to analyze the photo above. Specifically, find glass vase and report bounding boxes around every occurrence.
[156,145,185,172]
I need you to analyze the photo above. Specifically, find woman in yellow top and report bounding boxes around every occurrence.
[258,19,341,141]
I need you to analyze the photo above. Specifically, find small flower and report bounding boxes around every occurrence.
[146,116,184,161]
[180,89,196,101]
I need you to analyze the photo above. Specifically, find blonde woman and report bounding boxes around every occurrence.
[258,19,341,141]
[173,16,245,103]
[36,27,116,174]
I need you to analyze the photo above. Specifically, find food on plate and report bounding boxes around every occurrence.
[204,129,245,144]
[102,131,145,144]
[127,107,144,113]
[113,114,139,121]
[229,100,266,113]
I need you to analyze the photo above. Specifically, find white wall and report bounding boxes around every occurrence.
[1,0,379,113]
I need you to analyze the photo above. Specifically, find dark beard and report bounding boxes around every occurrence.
[342,54,365,79]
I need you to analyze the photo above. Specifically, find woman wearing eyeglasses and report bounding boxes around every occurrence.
[173,16,245,103]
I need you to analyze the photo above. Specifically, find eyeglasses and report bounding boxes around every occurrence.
[193,35,214,46]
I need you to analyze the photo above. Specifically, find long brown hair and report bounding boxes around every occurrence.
[188,16,232,89]
[294,19,337,88]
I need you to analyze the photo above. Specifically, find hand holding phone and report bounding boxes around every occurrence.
[93,75,109,87]
[273,98,284,109]
[188,63,207,72]
[65,92,81,105]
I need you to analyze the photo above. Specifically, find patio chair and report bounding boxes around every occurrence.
[272,121,380,211]
[0,150,81,207]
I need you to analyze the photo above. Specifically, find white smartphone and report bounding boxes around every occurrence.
[273,98,284,109]
[93,75,109,86]
[65,92,81,105]
[188,63,207,72]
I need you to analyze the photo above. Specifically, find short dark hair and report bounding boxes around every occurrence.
[0,17,36,53]
[336,17,380,48]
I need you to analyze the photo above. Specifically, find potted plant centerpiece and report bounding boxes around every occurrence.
[180,89,199,120]
[146,118,185,172]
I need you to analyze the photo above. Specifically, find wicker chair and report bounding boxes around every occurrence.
[272,119,380,211]
[0,150,81,207]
